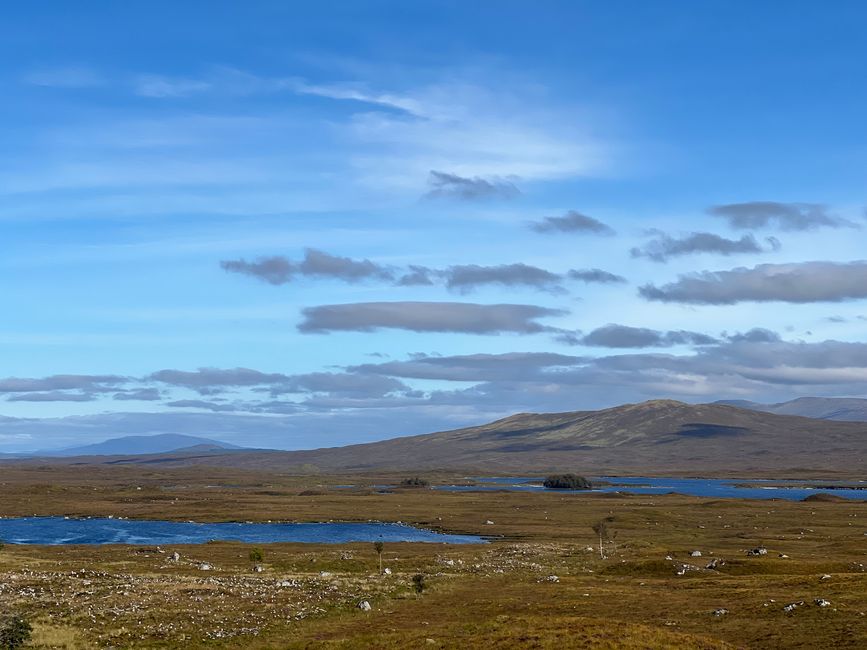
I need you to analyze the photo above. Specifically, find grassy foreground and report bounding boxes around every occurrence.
[0,466,864,648]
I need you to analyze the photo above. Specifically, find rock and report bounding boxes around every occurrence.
[198,563,212,571]
[485,520,495,525]
[545,575,559,583]
[252,564,264,573]
[276,580,296,587]
[712,608,729,616]
[383,567,392,575]
[705,558,725,570]
[778,554,789,559]
[783,601,804,613]
[170,552,181,562]
[357,600,372,611]
[319,571,332,577]
[587,546,597,552]
[820,574,831,580]
[690,550,702,557]
[815,599,831,607]
[747,547,768,556]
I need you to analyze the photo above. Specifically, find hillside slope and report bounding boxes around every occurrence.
[12,400,865,475]
[715,397,867,422]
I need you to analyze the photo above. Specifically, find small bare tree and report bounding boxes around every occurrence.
[373,541,384,574]
[592,521,610,559]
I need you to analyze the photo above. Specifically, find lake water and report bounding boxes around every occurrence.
[0,518,486,546]
[434,476,866,501]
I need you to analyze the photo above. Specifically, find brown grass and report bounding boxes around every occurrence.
[0,465,864,649]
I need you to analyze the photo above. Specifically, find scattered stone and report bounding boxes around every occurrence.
[383,568,392,575]
[252,565,264,573]
[778,554,789,559]
[783,601,805,613]
[815,599,831,607]
[198,563,212,571]
[170,552,181,562]
[357,600,372,611]
[485,520,495,525]
[820,574,831,580]
[747,547,768,556]
[690,550,702,557]
[705,558,725,570]
[712,608,729,616]
[545,575,559,583]
[319,571,332,578]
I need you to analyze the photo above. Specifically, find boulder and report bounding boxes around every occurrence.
[690,550,702,557]
[747,547,768,556]
[712,608,729,616]
[357,600,372,612]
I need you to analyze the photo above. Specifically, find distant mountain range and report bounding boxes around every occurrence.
[33,434,243,457]
[714,397,867,422]
[14,400,864,474]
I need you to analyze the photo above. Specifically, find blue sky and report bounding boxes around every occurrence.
[4,1,867,451]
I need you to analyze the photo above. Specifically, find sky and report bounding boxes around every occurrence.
[4,1,867,452]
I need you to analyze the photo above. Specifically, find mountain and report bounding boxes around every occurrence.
[36,434,244,457]
[23,400,866,475]
[715,397,867,422]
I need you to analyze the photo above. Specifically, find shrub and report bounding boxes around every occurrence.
[248,548,264,563]
[0,615,32,650]
[411,573,426,594]
[543,474,592,490]
[399,477,430,488]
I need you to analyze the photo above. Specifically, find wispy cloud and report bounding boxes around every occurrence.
[530,211,615,235]
[423,171,520,201]
[631,231,779,263]
[708,202,855,231]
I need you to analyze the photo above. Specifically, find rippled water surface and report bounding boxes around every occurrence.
[434,476,866,500]
[0,518,487,545]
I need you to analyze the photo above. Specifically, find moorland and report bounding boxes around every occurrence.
[0,464,864,649]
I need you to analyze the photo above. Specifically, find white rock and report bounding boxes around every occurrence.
[383,567,392,575]
[815,599,831,607]
[690,550,702,557]
[485,520,495,525]
[198,563,212,571]
[712,608,729,616]
[820,574,831,580]
[357,600,372,611]
[545,575,560,583]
